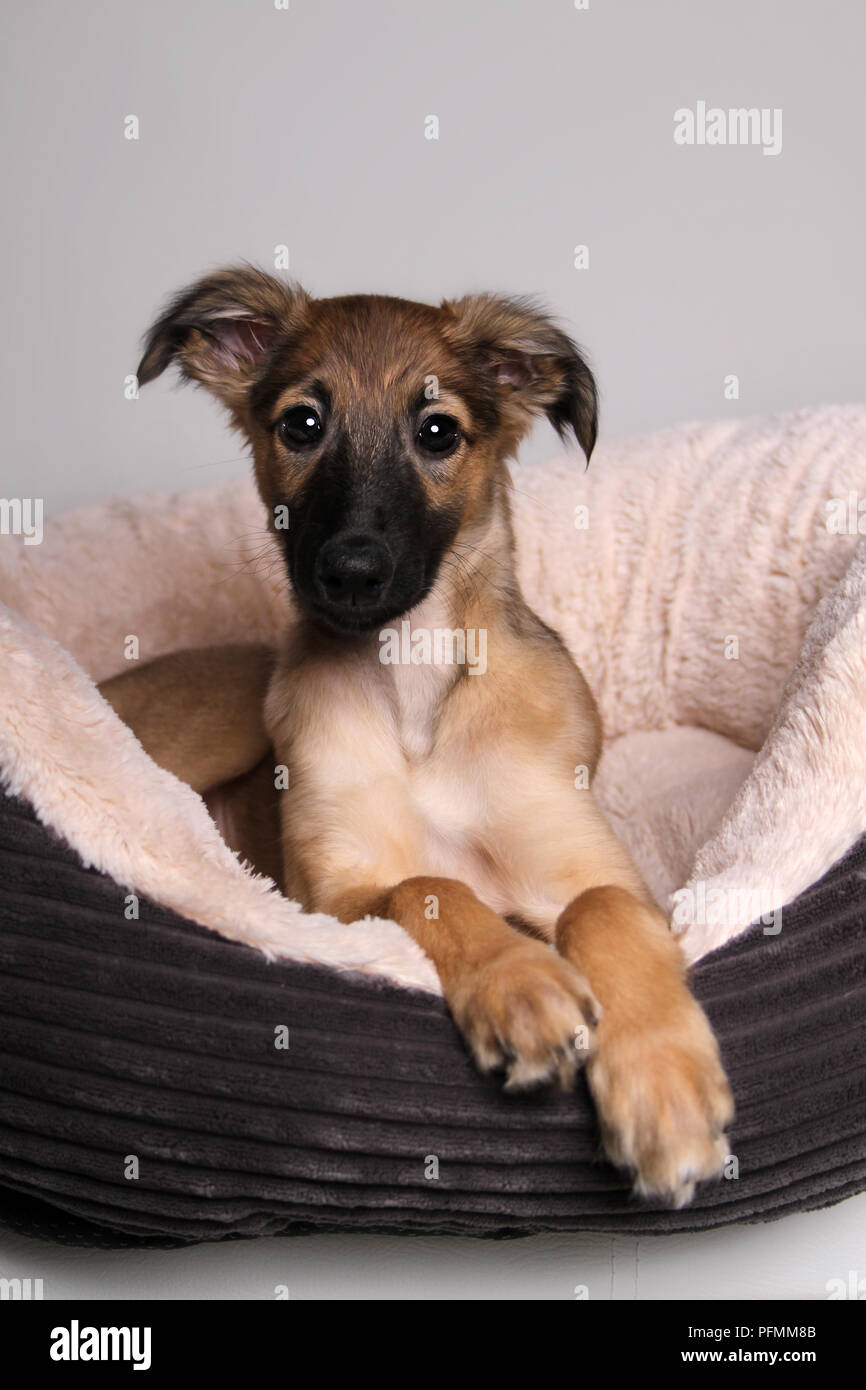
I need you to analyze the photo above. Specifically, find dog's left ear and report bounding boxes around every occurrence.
[441,294,598,460]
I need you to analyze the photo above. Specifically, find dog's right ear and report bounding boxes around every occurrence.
[137,266,309,411]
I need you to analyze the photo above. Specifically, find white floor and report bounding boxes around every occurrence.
[2,1194,864,1300]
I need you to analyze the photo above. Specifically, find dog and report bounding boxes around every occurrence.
[101,266,733,1206]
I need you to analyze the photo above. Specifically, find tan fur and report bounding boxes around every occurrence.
[206,754,285,889]
[557,888,733,1205]
[100,644,275,794]
[106,269,733,1206]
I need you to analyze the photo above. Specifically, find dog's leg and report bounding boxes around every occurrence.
[493,791,733,1205]
[556,882,732,1206]
[326,876,601,1091]
[99,644,275,794]
[206,754,284,888]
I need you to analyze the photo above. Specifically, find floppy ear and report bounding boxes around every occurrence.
[137,265,309,411]
[441,293,599,460]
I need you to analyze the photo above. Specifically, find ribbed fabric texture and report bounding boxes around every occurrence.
[0,789,864,1247]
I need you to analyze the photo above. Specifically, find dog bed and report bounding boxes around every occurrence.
[0,404,865,1245]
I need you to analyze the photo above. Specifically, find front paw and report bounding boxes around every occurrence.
[448,942,601,1091]
[588,994,734,1207]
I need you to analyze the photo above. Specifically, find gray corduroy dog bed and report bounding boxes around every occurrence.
[1,788,864,1247]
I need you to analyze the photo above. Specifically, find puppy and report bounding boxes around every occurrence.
[101,267,733,1206]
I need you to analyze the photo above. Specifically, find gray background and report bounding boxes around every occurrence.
[2,0,864,516]
[2,0,865,1298]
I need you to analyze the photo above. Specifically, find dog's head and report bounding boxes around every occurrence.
[138,266,597,633]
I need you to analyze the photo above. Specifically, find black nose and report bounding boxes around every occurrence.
[314,533,394,608]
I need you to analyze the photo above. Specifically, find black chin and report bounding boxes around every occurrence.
[299,593,418,636]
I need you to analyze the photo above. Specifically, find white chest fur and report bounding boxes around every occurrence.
[382,589,462,762]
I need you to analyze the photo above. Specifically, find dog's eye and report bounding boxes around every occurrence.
[417,414,460,456]
[278,405,323,447]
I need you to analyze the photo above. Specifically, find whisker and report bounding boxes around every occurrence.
[180,454,253,472]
